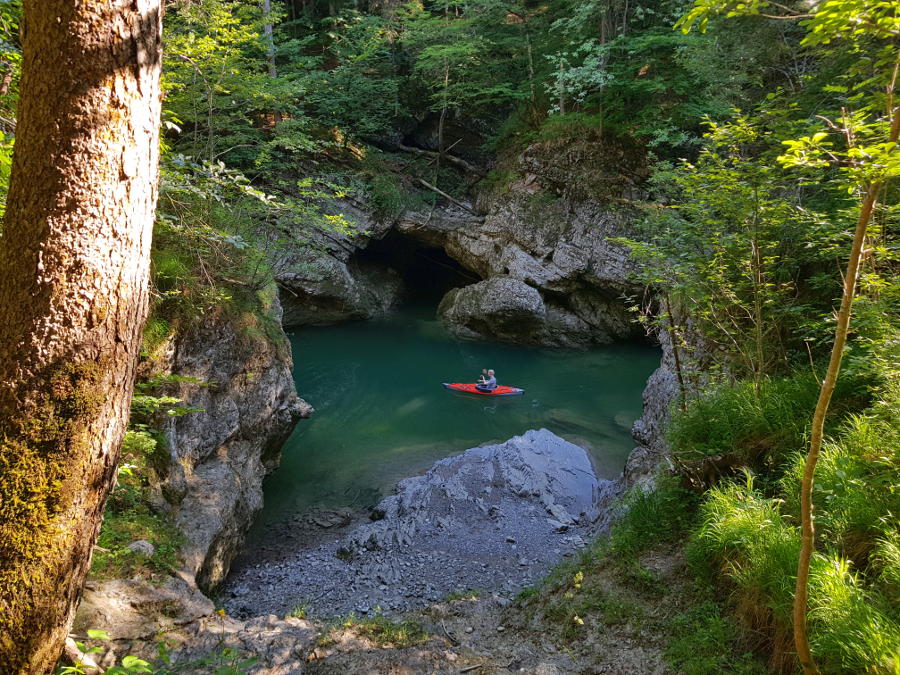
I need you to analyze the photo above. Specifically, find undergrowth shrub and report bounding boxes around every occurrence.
[665,597,766,675]
[322,612,428,648]
[689,470,900,673]
[527,477,764,672]
[668,373,869,466]
[780,381,900,562]
[152,155,354,328]
[688,474,799,624]
[367,173,407,217]
[608,475,698,558]
[872,533,900,606]
[142,317,173,356]
[807,556,899,673]
[90,430,184,580]
[91,377,203,581]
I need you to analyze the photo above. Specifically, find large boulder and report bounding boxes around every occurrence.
[438,277,545,344]
[222,429,619,619]
[437,276,595,348]
[346,428,607,554]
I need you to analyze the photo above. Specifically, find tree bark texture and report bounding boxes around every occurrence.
[0,1,163,672]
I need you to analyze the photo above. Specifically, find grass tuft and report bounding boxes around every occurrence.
[330,611,429,648]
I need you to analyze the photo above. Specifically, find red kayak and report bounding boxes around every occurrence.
[442,383,525,396]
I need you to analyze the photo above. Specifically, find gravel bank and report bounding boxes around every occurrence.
[223,429,620,619]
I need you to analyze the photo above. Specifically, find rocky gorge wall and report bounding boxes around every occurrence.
[69,135,685,672]
[151,301,312,591]
[273,135,680,484]
[75,297,312,639]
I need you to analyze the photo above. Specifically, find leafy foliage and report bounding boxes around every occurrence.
[667,373,869,462]
[153,154,353,323]
[689,465,900,673]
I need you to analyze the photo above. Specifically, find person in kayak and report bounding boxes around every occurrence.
[476,369,497,392]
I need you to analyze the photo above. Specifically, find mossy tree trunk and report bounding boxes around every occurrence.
[0,1,162,672]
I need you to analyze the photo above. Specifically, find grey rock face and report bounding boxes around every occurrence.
[151,297,311,592]
[393,183,644,347]
[626,315,714,487]
[223,429,619,618]
[627,363,679,488]
[273,198,403,327]
[437,276,605,348]
[279,255,404,327]
[74,577,215,641]
[437,277,547,345]
[74,298,312,647]
[79,600,317,675]
[271,145,646,346]
[127,540,155,557]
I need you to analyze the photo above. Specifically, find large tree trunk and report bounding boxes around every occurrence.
[0,1,163,672]
[262,0,278,78]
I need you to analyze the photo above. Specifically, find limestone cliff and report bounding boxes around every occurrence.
[153,301,312,591]
[268,134,677,479]
[273,198,403,327]
[76,298,311,639]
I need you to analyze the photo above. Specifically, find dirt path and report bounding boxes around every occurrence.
[303,543,687,675]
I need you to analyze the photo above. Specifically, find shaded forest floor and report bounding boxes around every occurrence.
[112,534,763,674]
[305,543,687,674]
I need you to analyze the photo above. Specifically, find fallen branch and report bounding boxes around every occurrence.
[441,619,459,646]
[416,177,476,214]
[393,142,486,178]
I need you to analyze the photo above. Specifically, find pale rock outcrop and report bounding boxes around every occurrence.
[437,276,545,344]
[392,156,645,348]
[76,296,311,644]
[626,313,715,487]
[157,301,312,591]
[437,276,595,348]
[74,577,214,641]
[273,198,403,326]
[272,140,647,345]
[133,613,317,674]
[627,362,680,488]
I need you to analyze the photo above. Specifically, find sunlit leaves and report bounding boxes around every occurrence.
[677,0,900,41]
[801,0,900,46]
[779,133,834,169]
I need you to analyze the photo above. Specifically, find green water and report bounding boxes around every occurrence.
[253,306,660,530]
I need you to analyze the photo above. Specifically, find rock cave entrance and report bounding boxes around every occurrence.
[358,229,479,306]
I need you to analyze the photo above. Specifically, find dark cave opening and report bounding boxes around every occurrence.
[356,229,480,305]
